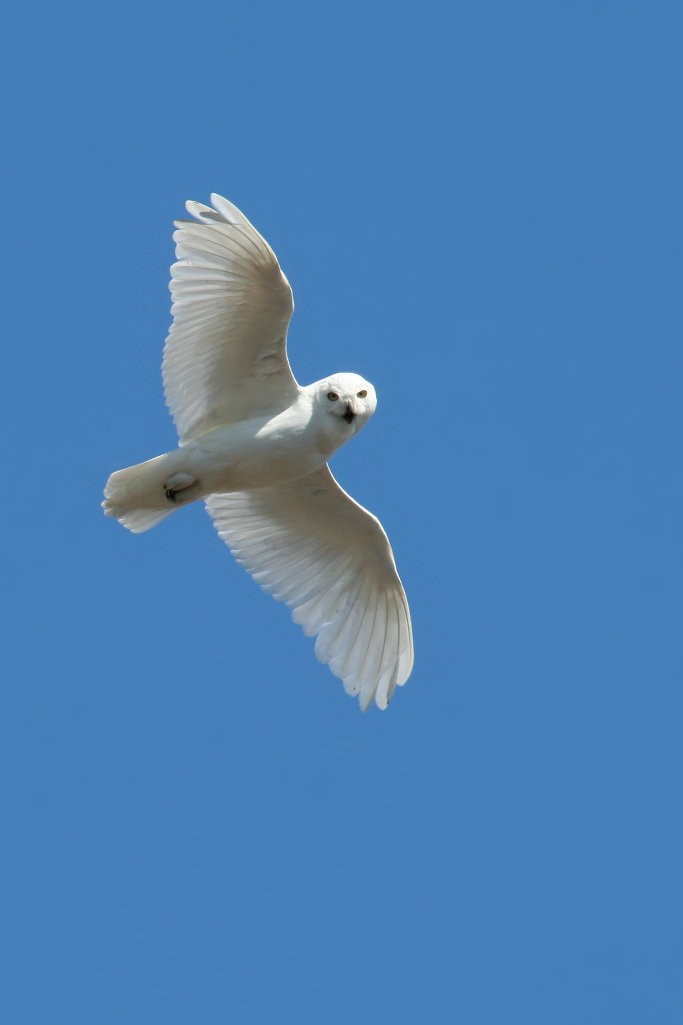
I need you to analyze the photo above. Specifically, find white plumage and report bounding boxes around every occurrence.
[103,194,413,710]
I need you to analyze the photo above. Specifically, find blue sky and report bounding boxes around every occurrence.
[3,2,682,1022]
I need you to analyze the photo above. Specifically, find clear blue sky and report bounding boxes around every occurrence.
[3,2,681,1022]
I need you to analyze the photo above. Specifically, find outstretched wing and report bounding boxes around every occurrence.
[163,193,298,444]
[205,466,414,710]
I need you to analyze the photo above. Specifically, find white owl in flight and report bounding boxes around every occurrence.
[103,194,413,710]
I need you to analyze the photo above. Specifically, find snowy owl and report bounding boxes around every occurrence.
[103,193,413,710]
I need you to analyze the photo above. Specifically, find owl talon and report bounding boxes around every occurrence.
[163,471,198,505]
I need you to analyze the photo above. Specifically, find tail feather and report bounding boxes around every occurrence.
[103,455,177,534]
[104,503,174,533]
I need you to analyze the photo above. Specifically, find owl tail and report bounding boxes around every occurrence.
[102,453,197,533]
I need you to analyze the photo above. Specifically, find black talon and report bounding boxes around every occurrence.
[165,488,177,503]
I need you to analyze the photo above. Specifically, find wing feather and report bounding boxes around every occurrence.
[205,466,414,710]
[163,194,298,444]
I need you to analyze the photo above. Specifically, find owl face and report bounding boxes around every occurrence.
[317,373,377,429]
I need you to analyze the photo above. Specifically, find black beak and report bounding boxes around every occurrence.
[343,403,355,424]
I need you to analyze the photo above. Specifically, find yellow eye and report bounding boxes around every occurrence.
[327,391,339,401]
[357,389,367,398]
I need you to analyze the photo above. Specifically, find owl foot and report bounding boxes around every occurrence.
[164,472,198,504]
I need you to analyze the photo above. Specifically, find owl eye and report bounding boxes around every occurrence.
[357,389,367,398]
[327,391,339,401]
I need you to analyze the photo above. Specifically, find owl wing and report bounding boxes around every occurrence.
[163,194,299,445]
[205,465,414,710]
